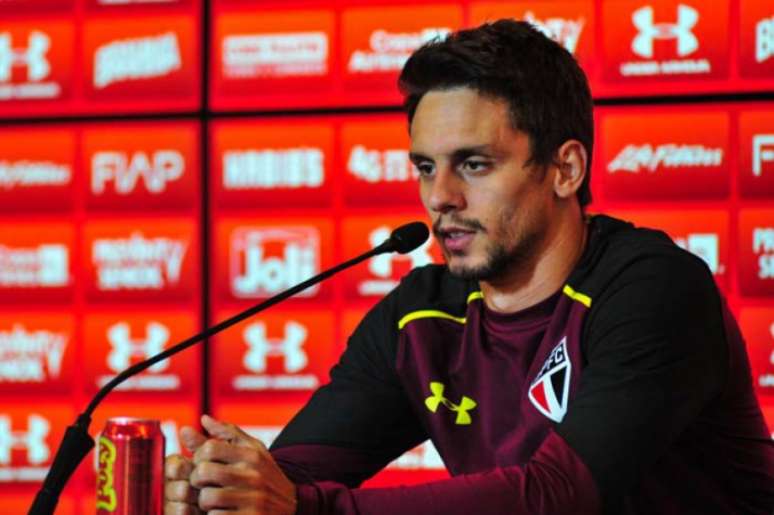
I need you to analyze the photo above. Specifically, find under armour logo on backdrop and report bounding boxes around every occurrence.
[632,4,699,58]
[425,382,477,425]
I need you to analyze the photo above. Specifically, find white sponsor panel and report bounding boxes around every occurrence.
[0,324,66,383]
[753,227,774,280]
[757,16,774,64]
[92,233,187,291]
[0,244,69,288]
[234,320,318,391]
[94,32,181,89]
[223,148,324,190]
[91,150,184,195]
[607,144,723,173]
[360,225,432,295]
[522,11,585,54]
[0,160,71,190]
[674,233,720,274]
[223,32,328,78]
[0,31,60,100]
[621,4,711,76]
[0,414,50,481]
[753,135,774,177]
[230,227,319,298]
[98,321,179,391]
[348,27,451,73]
[348,145,416,183]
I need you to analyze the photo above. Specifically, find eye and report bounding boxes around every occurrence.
[460,159,490,173]
[413,162,435,177]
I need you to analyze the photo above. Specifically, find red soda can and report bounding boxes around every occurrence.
[96,417,165,514]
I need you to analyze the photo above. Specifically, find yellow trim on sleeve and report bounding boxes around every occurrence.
[466,291,484,303]
[398,310,467,330]
[563,284,592,308]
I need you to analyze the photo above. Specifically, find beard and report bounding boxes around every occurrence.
[438,210,544,282]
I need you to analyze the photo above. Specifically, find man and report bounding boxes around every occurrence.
[165,20,774,514]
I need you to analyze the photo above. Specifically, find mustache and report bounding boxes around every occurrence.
[432,217,487,235]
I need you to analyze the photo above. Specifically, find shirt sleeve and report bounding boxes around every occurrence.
[555,252,728,512]
[269,285,428,488]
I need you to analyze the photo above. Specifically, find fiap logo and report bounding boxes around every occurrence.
[600,110,729,200]
[0,21,73,101]
[603,0,728,80]
[84,123,198,210]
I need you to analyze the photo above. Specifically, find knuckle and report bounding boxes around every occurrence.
[163,501,195,515]
[164,455,191,479]
[197,439,219,461]
[164,480,189,501]
[197,486,224,511]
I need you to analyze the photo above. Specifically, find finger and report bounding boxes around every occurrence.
[180,426,207,454]
[165,455,194,480]
[189,461,261,490]
[201,415,267,451]
[164,479,198,504]
[193,438,260,467]
[163,501,202,515]
[198,486,262,512]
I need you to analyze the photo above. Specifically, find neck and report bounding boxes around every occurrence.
[480,210,588,314]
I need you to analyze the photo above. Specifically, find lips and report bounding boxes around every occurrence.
[437,226,476,252]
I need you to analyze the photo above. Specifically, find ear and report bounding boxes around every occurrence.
[552,140,587,200]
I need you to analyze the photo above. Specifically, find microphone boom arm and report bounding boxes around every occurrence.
[29,222,427,515]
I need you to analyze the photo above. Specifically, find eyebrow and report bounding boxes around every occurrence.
[409,145,494,164]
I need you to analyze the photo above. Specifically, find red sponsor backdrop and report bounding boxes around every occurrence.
[2,0,774,117]
[0,0,772,512]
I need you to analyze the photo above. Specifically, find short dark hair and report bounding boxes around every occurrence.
[398,19,594,207]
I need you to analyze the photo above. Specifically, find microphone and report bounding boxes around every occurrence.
[29,221,430,515]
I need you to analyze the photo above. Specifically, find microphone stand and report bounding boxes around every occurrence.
[28,225,425,515]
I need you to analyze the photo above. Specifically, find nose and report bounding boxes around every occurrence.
[426,169,466,214]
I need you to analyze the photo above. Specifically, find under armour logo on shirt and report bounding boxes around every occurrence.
[425,382,477,425]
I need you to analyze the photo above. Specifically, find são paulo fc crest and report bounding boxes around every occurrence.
[528,337,571,423]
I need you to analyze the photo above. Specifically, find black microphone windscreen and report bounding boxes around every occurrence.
[390,222,430,254]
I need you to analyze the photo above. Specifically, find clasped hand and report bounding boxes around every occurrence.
[164,414,297,515]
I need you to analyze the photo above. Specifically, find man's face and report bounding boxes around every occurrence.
[409,87,554,281]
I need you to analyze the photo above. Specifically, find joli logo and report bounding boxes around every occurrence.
[96,436,117,511]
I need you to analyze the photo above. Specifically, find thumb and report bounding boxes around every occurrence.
[201,414,266,451]
[179,425,207,454]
